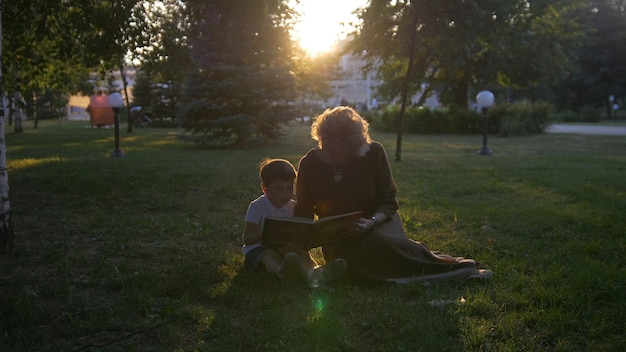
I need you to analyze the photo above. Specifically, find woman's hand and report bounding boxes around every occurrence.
[345,217,377,234]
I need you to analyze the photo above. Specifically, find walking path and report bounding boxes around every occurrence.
[545,124,626,136]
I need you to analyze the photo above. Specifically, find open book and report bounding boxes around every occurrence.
[262,211,363,250]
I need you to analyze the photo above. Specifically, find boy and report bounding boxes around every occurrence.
[242,158,346,286]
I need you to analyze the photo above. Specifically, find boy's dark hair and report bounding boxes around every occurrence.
[259,158,296,185]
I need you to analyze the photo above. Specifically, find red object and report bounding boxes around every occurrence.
[87,95,115,127]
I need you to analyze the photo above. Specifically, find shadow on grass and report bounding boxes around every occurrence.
[193,264,477,352]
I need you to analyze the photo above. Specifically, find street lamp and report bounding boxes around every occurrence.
[109,92,125,158]
[476,90,494,156]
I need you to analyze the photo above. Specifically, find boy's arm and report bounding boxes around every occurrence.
[242,221,263,246]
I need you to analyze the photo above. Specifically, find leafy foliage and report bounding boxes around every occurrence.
[127,0,190,126]
[1,0,144,128]
[364,106,483,134]
[490,101,554,136]
[565,0,626,114]
[350,0,587,108]
[179,0,297,145]
[2,1,92,125]
[365,101,553,136]
[291,51,340,117]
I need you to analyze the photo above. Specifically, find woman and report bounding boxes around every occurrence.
[294,106,492,283]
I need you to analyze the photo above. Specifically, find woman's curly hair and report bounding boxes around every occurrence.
[311,106,371,155]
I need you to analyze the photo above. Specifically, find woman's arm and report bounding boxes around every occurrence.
[373,142,399,218]
[349,211,388,232]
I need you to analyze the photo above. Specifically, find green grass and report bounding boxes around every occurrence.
[1,120,625,351]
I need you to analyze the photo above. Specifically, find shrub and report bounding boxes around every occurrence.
[365,101,552,136]
[552,106,601,123]
[553,110,584,122]
[490,101,553,136]
[362,107,397,132]
[447,107,484,134]
[365,106,487,134]
[580,105,601,122]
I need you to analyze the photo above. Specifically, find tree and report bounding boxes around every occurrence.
[351,0,586,160]
[89,0,144,133]
[1,1,100,129]
[131,71,153,112]
[127,0,190,126]
[488,1,587,105]
[567,0,626,115]
[180,0,297,145]
[0,0,145,249]
[0,0,15,253]
[352,0,514,160]
[292,49,339,116]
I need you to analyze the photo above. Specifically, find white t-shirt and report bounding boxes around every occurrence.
[242,194,295,255]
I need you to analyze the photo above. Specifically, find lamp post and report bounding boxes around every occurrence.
[476,90,494,156]
[109,92,125,158]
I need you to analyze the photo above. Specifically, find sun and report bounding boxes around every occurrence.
[291,0,367,56]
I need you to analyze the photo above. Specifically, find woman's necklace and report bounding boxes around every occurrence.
[332,165,344,182]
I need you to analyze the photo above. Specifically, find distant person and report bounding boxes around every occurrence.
[130,106,152,127]
[294,106,493,283]
[242,158,346,287]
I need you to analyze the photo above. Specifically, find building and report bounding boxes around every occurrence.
[327,49,441,110]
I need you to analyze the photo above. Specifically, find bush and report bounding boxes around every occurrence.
[365,106,486,134]
[490,101,553,136]
[447,107,485,134]
[580,105,601,122]
[365,101,553,136]
[552,106,602,123]
[553,110,585,122]
[362,106,398,132]
[179,101,248,145]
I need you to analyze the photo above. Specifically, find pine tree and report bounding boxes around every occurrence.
[180,0,296,145]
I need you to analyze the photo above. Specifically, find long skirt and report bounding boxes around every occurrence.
[322,213,481,282]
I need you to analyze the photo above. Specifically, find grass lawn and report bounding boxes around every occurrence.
[1,120,625,351]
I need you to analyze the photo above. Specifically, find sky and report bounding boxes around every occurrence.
[290,0,369,56]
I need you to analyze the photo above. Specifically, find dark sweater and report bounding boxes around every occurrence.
[294,141,398,219]
[294,141,480,282]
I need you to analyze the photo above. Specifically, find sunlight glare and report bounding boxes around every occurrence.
[291,0,368,56]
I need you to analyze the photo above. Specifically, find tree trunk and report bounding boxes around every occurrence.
[119,63,133,133]
[12,92,23,133]
[0,0,15,253]
[395,4,420,162]
[33,93,39,129]
[7,94,12,126]
[454,77,470,109]
[13,105,23,133]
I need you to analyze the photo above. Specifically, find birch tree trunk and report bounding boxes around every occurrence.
[0,0,15,253]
